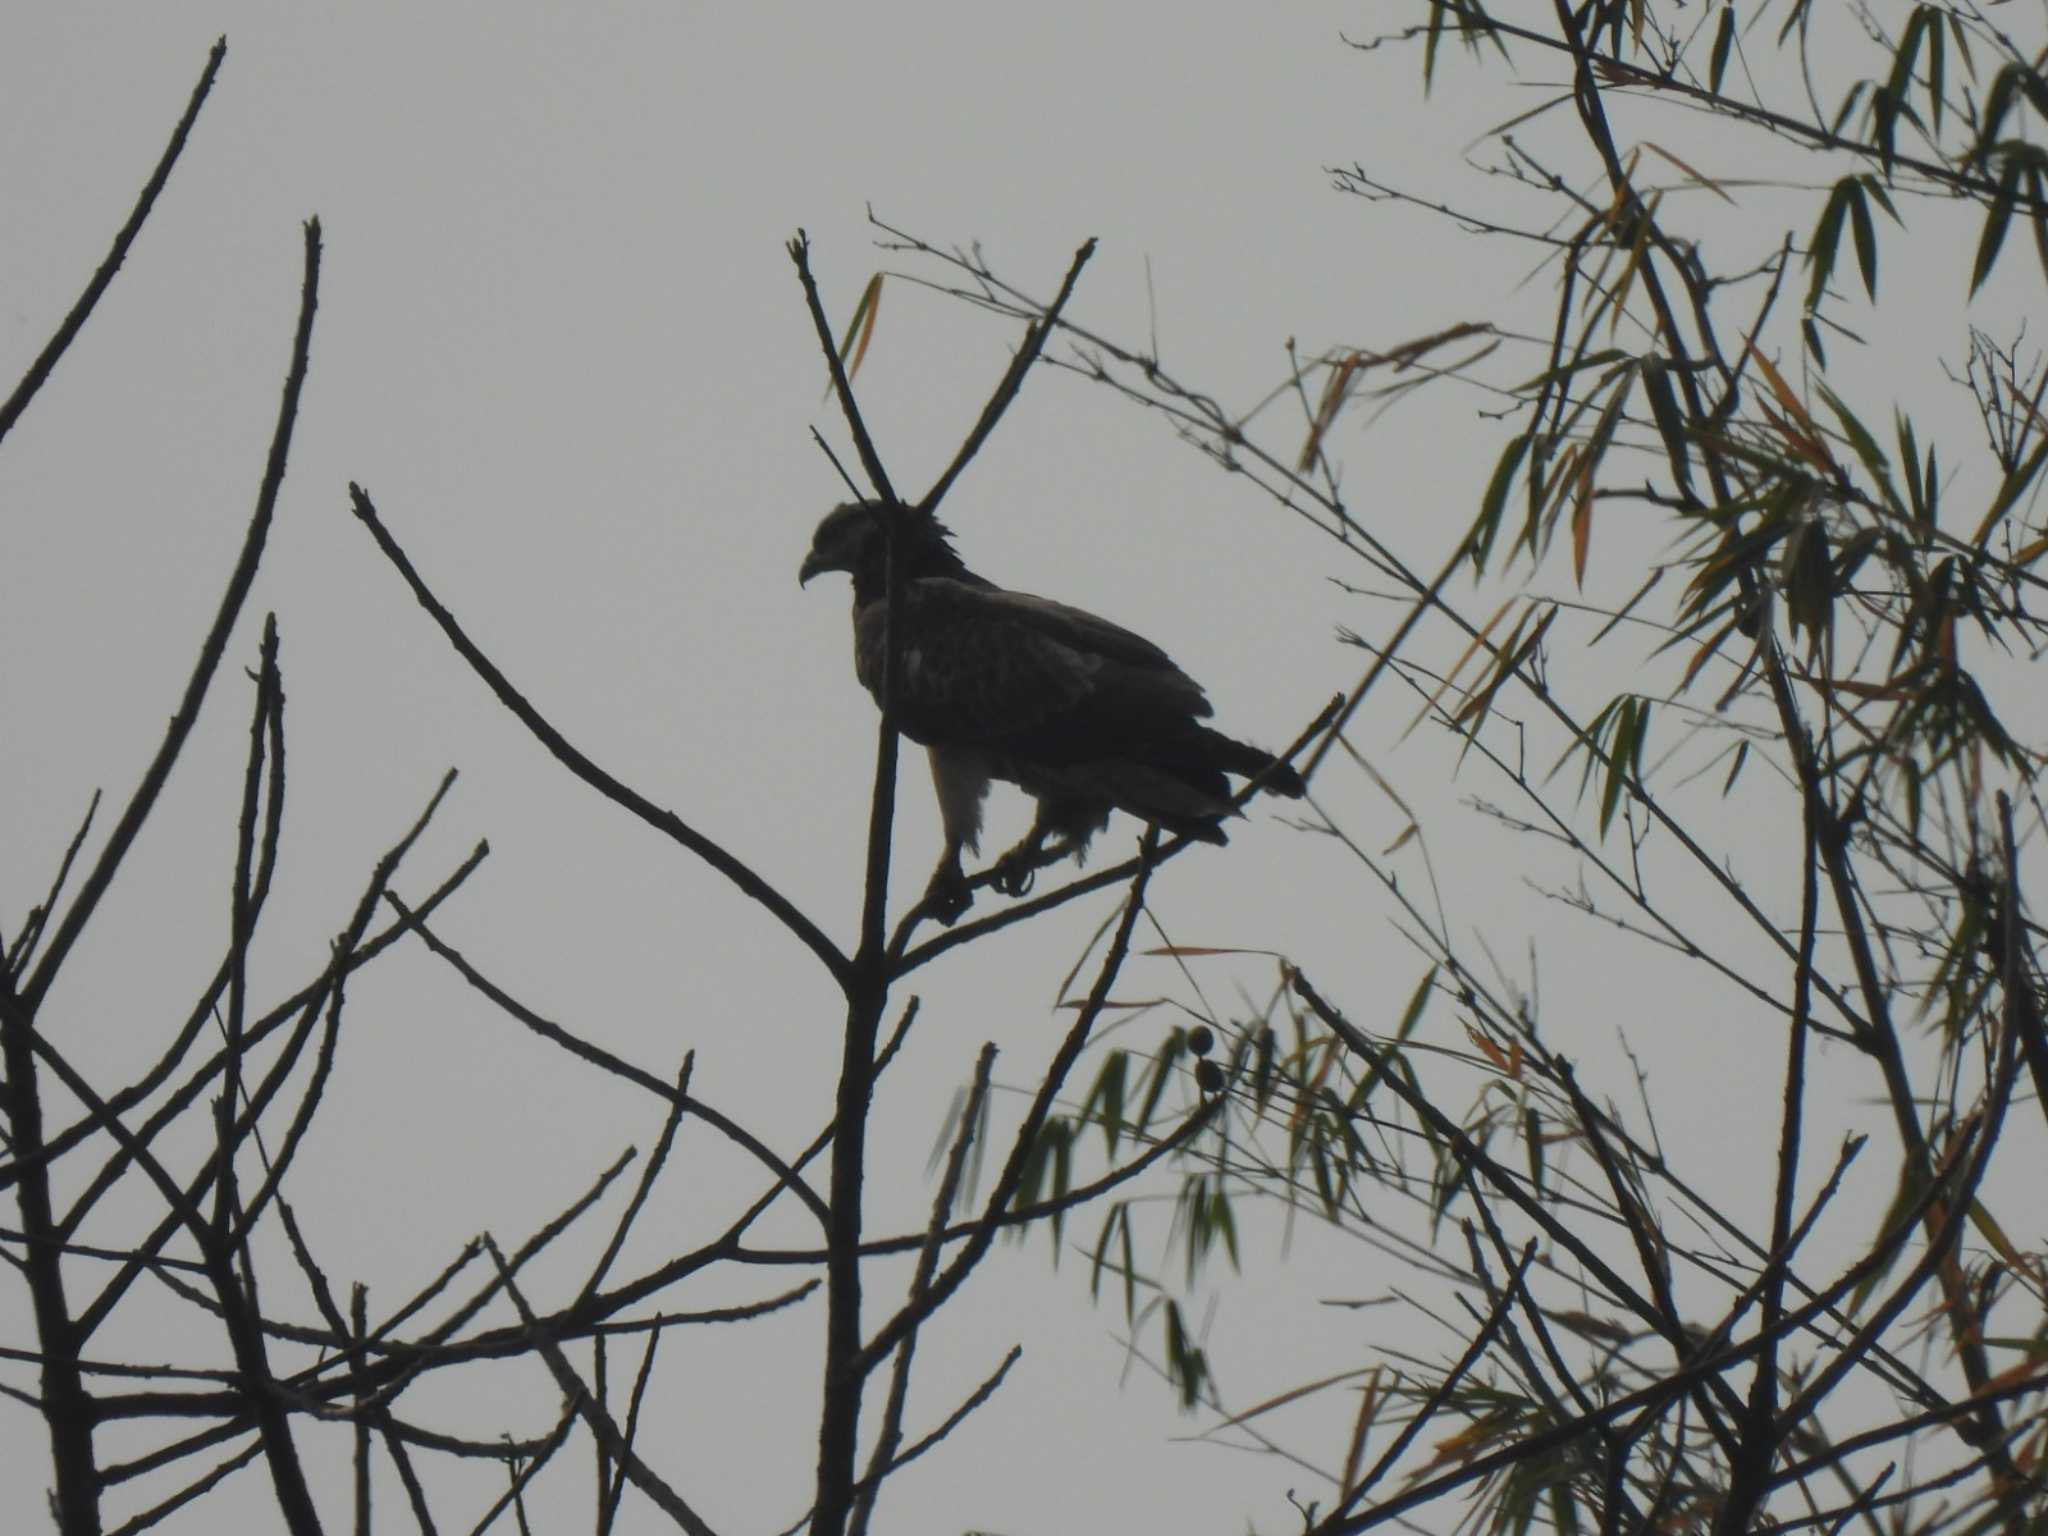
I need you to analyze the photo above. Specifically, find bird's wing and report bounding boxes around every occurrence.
[858,578,1212,747]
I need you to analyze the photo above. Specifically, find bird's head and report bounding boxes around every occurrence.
[798,501,969,592]
[798,501,890,587]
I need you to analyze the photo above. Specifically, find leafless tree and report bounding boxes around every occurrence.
[1,38,1336,1536]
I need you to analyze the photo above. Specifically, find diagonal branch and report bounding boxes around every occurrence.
[484,1238,719,1536]
[22,217,321,1016]
[0,39,227,450]
[347,483,849,988]
[918,236,1097,518]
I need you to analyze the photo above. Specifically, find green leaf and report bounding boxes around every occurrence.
[1090,1202,1134,1315]
[1579,368,1636,486]
[1162,1299,1208,1408]
[1708,5,1734,95]
[1924,440,1939,529]
[1830,80,1867,136]
[1642,358,1695,498]
[1924,8,1945,135]
[1885,8,1928,104]
[1849,1166,1925,1316]
[1970,157,2022,294]
[1134,1033,1184,1137]
[1599,697,1648,835]
[1973,435,2048,547]
[1974,66,2021,165]
[1805,178,1851,311]
[1897,411,1925,524]
[1871,86,1900,177]
[1817,381,1898,512]
[1080,1049,1128,1159]
[1048,1122,1073,1254]
[2032,164,2048,287]
[1945,13,1975,86]
[1848,178,1878,298]
[1396,968,1436,1041]
[1211,1185,1240,1272]
[1470,432,1531,573]
[1721,739,1750,795]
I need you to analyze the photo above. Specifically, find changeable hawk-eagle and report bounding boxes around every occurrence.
[800,500,1304,920]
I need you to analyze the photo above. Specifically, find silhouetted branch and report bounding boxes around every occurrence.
[22,218,321,1017]
[6,789,100,973]
[919,236,1097,517]
[862,831,1159,1372]
[485,1237,719,1536]
[851,1044,996,1536]
[1320,1242,1535,1527]
[384,896,828,1228]
[348,482,851,988]
[0,38,227,450]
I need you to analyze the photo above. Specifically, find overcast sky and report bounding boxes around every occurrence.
[4,4,2042,1533]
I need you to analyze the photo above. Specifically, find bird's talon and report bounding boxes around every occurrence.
[992,857,1036,898]
[924,866,972,926]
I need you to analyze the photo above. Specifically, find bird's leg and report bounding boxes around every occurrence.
[922,848,973,926]
[991,828,1050,898]
[993,799,1102,897]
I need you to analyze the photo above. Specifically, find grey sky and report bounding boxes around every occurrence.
[5,4,2042,1533]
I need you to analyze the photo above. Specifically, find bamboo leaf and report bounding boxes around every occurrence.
[1678,614,1742,694]
[2010,530,2048,567]
[1709,5,1735,95]
[1972,435,2048,547]
[1970,157,2022,295]
[1470,432,1531,573]
[1946,14,1975,85]
[1973,66,2021,165]
[1805,178,1851,311]
[2032,164,2048,287]
[1746,344,1821,442]
[1722,738,1750,795]
[1572,470,1595,588]
[1817,381,1899,513]
[1897,411,1926,524]
[1925,8,1945,135]
[1848,177,1878,298]
[1411,595,1515,738]
[1300,353,1364,472]
[1338,1368,1385,1503]
[825,272,884,400]
[1599,698,1635,834]
[1397,968,1436,1041]
[1134,1034,1185,1139]
[1746,345,1837,473]
[1083,1050,1128,1159]
[1640,141,1736,205]
[1090,1203,1129,1309]
[1642,357,1694,498]
[1803,314,1826,367]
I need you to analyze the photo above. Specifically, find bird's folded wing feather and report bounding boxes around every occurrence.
[856,578,1212,743]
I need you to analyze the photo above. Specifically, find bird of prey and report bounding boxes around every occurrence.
[799,499,1304,920]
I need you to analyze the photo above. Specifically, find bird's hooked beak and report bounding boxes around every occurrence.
[797,548,830,588]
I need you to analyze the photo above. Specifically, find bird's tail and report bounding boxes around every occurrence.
[1195,726,1306,798]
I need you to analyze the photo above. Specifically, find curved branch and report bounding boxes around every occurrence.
[347,483,850,988]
